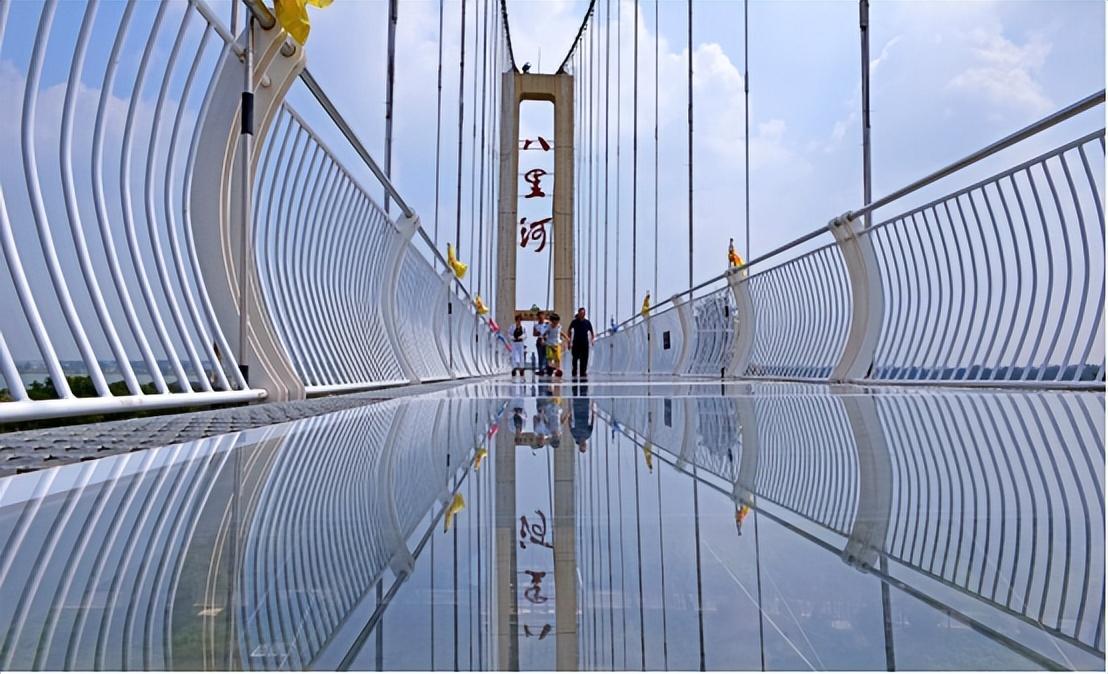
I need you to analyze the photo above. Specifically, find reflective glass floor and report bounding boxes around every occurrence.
[0,379,1103,671]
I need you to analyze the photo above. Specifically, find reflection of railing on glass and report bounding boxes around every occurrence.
[596,385,1105,661]
[0,395,502,670]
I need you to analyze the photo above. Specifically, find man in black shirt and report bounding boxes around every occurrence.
[567,307,595,378]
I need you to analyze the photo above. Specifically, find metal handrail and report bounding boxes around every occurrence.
[602,88,1106,335]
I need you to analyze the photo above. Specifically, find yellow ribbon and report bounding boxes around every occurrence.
[443,492,466,532]
[273,0,332,46]
[447,243,468,279]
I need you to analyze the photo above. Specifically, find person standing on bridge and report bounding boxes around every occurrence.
[510,314,527,377]
[568,307,595,378]
[533,311,550,377]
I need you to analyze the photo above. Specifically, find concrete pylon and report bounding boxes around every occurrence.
[496,72,575,329]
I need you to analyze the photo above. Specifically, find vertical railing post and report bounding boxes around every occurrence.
[829,213,885,381]
[383,214,423,384]
[726,269,756,377]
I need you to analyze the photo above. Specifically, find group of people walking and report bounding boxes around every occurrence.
[510,307,595,379]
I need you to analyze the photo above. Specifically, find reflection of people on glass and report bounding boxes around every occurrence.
[571,383,594,452]
[543,390,569,448]
[533,396,550,443]
[510,384,526,435]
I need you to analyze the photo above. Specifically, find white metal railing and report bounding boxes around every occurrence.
[0,0,265,423]
[0,0,504,423]
[594,90,1106,389]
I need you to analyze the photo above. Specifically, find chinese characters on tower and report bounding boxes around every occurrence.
[519,137,553,254]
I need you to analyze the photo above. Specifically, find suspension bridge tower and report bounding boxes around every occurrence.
[496,72,575,330]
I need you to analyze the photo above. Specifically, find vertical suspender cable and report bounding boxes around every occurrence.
[653,0,659,299]
[452,0,466,374]
[754,507,766,670]
[604,0,611,325]
[588,22,594,313]
[477,0,490,299]
[632,0,639,310]
[385,0,398,215]
[593,16,601,315]
[454,0,468,254]
[434,0,445,248]
[860,0,872,229]
[689,5,706,665]
[615,0,622,324]
[687,0,693,289]
[591,17,598,313]
[743,0,750,258]
[594,17,602,316]
[470,0,482,295]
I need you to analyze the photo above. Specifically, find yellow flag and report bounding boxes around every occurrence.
[447,243,468,279]
[273,0,331,46]
[642,442,653,472]
[473,447,488,471]
[640,293,651,318]
[443,492,465,532]
[474,295,489,315]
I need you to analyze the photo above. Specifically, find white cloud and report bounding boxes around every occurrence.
[947,28,1054,114]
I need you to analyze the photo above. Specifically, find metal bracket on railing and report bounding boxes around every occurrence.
[382,214,423,384]
[828,213,885,382]
[190,16,306,401]
[672,296,693,375]
[836,386,893,571]
[726,268,756,377]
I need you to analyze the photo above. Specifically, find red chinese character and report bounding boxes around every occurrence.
[521,136,552,151]
[519,217,552,253]
[524,168,547,199]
